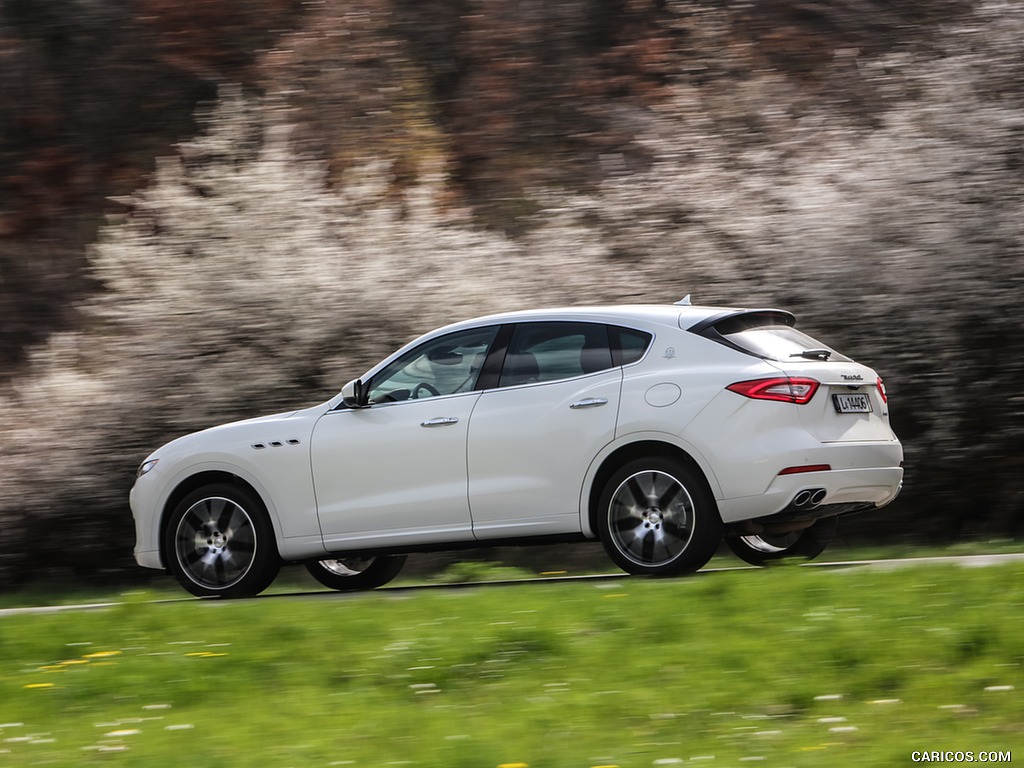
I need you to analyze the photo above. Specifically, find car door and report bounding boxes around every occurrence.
[310,326,498,550]
[467,322,622,538]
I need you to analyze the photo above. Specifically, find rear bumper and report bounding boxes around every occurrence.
[717,464,904,524]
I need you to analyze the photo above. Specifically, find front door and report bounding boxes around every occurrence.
[311,395,480,550]
[311,326,498,550]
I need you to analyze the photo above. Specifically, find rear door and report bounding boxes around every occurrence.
[467,322,622,538]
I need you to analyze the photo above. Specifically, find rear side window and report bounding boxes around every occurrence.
[609,326,653,366]
[499,322,613,387]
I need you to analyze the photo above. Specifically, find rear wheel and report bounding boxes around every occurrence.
[304,555,407,591]
[726,516,838,566]
[165,483,280,598]
[598,457,722,576]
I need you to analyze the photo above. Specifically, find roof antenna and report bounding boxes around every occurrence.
[674,294,692,306]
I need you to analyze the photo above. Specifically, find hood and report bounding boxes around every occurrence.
[149,408,306,460]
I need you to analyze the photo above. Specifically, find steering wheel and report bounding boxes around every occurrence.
[413,382,441,399]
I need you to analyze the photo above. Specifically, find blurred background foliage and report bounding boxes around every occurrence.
[1,0,1021,584]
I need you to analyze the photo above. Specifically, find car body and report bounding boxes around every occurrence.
[131,301,903,596]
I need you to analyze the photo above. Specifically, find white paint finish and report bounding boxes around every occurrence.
[643,382,682,408]
[468,370,622,536]
[129,407,324,559]
[309,394,481,549]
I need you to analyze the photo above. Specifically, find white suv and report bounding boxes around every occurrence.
[131,302,903,597]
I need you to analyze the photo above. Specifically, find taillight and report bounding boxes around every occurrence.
[876,376,888,404]
[726,377,820,405]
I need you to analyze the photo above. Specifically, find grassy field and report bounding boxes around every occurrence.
[1,562,1021,767]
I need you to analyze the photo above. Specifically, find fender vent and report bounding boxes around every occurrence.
[252,439,301,450]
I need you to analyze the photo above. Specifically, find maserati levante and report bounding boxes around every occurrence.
[131,301,903,597]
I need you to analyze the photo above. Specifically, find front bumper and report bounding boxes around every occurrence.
[135,549,164,569]
[130,475,166,570]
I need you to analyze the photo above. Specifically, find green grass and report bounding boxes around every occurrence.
[2,539,1020,611]
[1,564,1022,767]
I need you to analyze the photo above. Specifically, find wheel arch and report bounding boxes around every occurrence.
[158,471,275,569]
[585,439,720,538]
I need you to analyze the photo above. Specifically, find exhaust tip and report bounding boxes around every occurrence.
[810,488,827,506]
[794,490,813,507]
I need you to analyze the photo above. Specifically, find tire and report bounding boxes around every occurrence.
[597,457,722,576]
[164,483,280,598]
[726,516,838,566]
[304,555,407,591]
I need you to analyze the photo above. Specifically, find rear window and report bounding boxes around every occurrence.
[690,310,851,363]
[724,325,851,363]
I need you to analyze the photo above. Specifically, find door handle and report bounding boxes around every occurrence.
[570,397,609,409]
[421,417,460,427]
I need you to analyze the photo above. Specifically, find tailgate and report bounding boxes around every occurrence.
[768,361,895,444]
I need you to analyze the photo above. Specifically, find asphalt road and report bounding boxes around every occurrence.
[2,552,1022,618]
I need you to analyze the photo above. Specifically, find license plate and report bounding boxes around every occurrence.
[833,392,872,413]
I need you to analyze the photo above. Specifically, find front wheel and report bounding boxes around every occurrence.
[598,457,722,576]
[726,516,838,566]
[304,555,407,591]
[165,483,280,598]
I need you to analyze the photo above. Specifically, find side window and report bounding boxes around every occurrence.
[609,326,653,366]
[367,326,498,403]
[499,322,613,388]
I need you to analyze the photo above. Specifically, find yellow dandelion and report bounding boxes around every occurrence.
[83,651,122,659]
[24,683,56,689]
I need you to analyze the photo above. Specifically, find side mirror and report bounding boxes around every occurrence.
[341,378,370,409]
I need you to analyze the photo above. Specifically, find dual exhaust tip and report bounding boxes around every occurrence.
[793,488,827,508]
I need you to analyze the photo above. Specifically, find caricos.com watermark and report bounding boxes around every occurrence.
[911,752,1012,763]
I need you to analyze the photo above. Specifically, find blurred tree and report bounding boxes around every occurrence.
[389,0,679,231]
[0,0,302,377]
